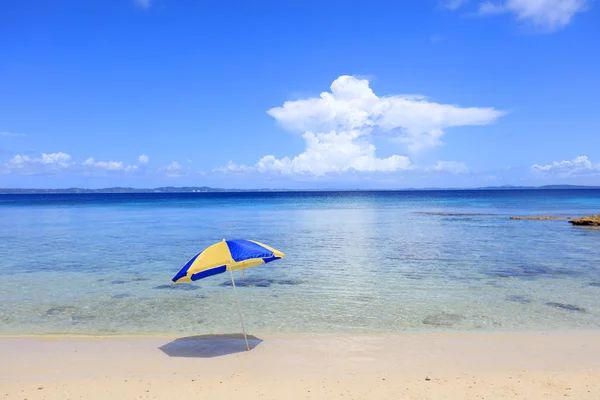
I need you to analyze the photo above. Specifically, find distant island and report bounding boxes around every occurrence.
[0,185,599,194]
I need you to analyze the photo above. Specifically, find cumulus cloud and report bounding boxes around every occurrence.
[134,0,152,9]
[161,161,184,177]
[138,154,149,165]
[254,132,412,176]
[531,156,600,176]
[221,75,502,176]
[1,152,149,175]
[477,0,588,31]
[2,152,72,175]
[83,158,139,172]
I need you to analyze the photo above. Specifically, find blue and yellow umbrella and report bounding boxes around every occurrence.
[172,239,285,350]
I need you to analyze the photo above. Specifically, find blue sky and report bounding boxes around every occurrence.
[1,0,599,189]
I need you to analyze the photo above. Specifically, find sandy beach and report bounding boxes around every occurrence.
[2,330,600,399]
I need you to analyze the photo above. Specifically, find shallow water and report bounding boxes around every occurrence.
[1,190,600,335]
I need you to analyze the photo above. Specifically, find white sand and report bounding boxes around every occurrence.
[2,331,600,399]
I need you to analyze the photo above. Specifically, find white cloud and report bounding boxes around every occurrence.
[443,0,470,9]
[254,132,411,176]
[478,0,588,31]
[431,161,469,173]
[2,152,72,174]
[269,75,503,153]
[532,156,600,176]
[83,158,139,172]
[138,154,149,165]
[214,161,252,173]
[134,0,151,9]
[6,155,32,169]
[162,161,184,177]
[478,1,507,14]
[2,152,149,175]
[40,152,71,166]
[222,76,502,176]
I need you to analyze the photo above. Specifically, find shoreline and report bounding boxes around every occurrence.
[2,326,600,338]
[3,330,600,399]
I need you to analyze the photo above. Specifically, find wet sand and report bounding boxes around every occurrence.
[2,331,600,399]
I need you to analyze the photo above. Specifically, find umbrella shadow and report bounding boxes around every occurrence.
[159,334,263,358]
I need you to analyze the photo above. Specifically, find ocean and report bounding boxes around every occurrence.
[1,190,599,335]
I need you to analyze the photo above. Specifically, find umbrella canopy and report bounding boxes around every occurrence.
[171,239,285,352]
[172,239,284,283]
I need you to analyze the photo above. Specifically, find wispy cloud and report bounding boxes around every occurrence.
[447,0,590,32]
[442,0,470,10]
[532,155,600,177]
[138,154,149,165]
[430,34,444,44]
[431,161,469,174]
[83,158,139,172]
[0,132,26,137]
[219,75,503,176]
[2,152,72,175]
[161,161,184,177]
[478,0,589,31]
[134,0,152,10]
[1,153,149,175]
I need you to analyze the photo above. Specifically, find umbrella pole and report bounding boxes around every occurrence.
[229,268,250,351]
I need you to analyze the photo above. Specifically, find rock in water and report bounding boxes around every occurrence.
[570,214,600,226]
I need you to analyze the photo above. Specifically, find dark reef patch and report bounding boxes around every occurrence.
[415,212,498,216]
[45,306,77,316]
[71,315,96,324]
[219,277,302,288]
[422,313,464,327]
[546,302,586,313]
[486,265,581,279]
[153,283,200,291]
[505,295,532,304]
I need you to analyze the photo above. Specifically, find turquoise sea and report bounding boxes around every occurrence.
[1,190,600,335]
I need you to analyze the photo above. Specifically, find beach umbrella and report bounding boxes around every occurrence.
[172,239,285,351]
